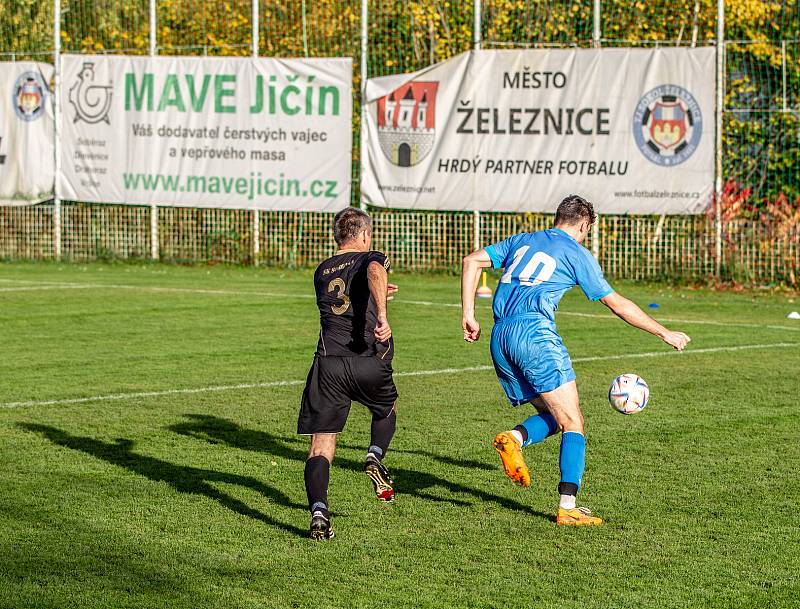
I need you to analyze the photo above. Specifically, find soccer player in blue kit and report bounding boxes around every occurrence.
[461,195,691,525]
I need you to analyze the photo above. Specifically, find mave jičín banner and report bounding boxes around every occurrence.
[60,55,352,211]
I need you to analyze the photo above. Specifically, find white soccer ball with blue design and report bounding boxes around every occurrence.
[608,374,649,414]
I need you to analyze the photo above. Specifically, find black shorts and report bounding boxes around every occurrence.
[298,354,398,435]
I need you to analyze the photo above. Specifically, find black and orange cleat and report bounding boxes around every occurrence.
[493,431,531,487]
[364,453,395,501]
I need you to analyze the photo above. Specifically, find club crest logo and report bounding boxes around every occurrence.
[376,82,438,167]
[633,84,702,167]
[13,71,47,122]
[69,62,113,124]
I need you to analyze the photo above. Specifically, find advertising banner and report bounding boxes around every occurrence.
[362,48,715,214]
[0,62,54,205]
[60,55,352,211]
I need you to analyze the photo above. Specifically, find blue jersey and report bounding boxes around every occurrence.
[485,228,613,338]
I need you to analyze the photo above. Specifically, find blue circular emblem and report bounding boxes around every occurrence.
[13,71,47,122]
[633,84,702,166]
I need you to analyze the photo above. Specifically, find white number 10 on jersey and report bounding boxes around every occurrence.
[500,247,557,286]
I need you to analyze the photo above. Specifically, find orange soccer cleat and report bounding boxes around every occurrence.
[492,431,531,487]
[556,506,604,526]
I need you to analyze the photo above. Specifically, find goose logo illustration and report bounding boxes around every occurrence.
[68,62,113,125]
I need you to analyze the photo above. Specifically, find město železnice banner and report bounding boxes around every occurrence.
[361,48,715,214]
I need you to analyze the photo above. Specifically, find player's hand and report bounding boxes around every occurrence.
[662,331,691,351]
[387,283,399,301]
[462,316,481,342]
[375,315,392,342]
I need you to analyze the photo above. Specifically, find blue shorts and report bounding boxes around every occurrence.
[490,317,576,406]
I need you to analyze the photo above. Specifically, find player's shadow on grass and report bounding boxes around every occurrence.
[347,445,495,472]
[21,423,307,537]
[169,414,552,520]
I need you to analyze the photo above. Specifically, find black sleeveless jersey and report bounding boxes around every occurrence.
[314,250,392,358]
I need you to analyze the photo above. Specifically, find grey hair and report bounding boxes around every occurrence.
[333,207,372,246]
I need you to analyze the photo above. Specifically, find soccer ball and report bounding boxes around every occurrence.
[608,374,650,414]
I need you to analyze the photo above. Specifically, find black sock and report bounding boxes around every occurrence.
[304,455,330,516]
[558,482,579,496]
[512,424,529,444]
[368,409,396,460]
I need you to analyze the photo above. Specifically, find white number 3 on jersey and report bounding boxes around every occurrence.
[500,246,557,286]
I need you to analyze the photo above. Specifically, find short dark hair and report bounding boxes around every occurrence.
[554,194,596,226]
[333,207,372,246]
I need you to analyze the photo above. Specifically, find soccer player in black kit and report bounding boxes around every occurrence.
[298,207,398,540]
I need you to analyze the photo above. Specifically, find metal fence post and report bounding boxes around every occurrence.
[252,0,260,265]
[473,209,481,253]
[359,0,368,211]
[53,0,62,260]
[301,0,309,58]
[781,40,787,112]
[714,0,725,277]
[473,0,481,252]
[149,0,159,261]
[593,0,601,48]
[591,0,601,260]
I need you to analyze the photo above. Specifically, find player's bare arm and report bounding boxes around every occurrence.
[461,249,492,342]
[600,291,691,351]
[368,261,392,341]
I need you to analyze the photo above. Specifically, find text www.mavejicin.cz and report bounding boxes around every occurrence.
[123,172,338,200]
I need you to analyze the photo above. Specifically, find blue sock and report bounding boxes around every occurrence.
[519,413,558,447]
[558,431,585,494]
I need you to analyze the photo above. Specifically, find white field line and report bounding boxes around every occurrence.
[392,297,800,332]
[0,280,315,299]
[1,278,798,332]
[372,299,800,332]
[556,310,800,332]
[2,341,797,410]
[0,285,103,292]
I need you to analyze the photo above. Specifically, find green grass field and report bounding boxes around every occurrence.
[1,262,798,609]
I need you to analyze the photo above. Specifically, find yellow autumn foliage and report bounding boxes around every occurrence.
[0,0,795,202]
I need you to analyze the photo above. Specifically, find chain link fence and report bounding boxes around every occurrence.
[0,0,798,285]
